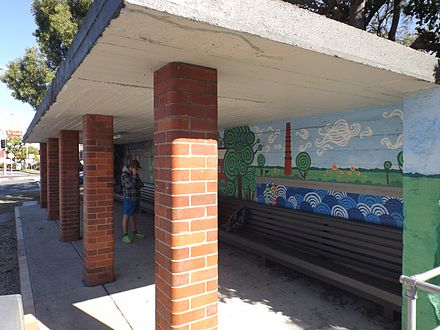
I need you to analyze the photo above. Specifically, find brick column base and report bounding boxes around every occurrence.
[59,130,80,242]
[154,62,218,330]
[39,143,47,208]
[47,138,59,220]
[83,114,114,286]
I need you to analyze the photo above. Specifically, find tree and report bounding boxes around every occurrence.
[282,0,440,56]
[6,136,26,166]
[32,0,92,70]
[0,0,92,109]
[0,47,54,109]
[404,0,440,56]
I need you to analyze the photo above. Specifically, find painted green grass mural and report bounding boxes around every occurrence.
[250,165,403,187]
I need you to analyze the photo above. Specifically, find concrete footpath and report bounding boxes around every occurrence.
[17,203,398,330]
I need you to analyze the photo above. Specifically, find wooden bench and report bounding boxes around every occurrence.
[218,196,402,312]
[140,183,154,213]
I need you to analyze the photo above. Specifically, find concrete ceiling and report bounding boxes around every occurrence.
[25,0,439,144]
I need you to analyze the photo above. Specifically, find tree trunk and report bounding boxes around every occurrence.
[364,0,386,28]
[388,0,402,41]
[349,0,366,29]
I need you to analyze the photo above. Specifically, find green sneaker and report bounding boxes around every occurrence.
[133,231,144,239]
[122,234,132,243]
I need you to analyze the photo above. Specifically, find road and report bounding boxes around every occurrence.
[0,172,40,197]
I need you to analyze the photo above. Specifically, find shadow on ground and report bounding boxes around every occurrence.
[218,244,400,329]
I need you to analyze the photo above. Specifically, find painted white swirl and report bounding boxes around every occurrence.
[305,192,322,207]
[381,134,403,149]
[331,205,349,219]
[254,126,281,152]
[276,185,287,199]
[383,109,403,121]
[288,196,298,209]
[359,127,373,138]
[296,128,309,140]
[315,119,372,156]
[298,142,312,152]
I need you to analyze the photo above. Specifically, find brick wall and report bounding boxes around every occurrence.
[82,115,114,286]
[47,138,59,220]
[59,130,80,242]
[154,62,218,329]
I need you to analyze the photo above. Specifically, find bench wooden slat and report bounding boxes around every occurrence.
[244,226,401,280]
[220,231,401,311]
[246,219,402,265]
[248,213,403,252]
[219,196,402,311]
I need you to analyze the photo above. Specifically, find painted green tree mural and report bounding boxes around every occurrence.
[295,152,311,179]
[397,151,403,174]
[384,160,392,184]
[257,154,266,176]
[222,126,263,200]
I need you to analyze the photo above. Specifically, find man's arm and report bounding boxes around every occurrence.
[135,176,144,189]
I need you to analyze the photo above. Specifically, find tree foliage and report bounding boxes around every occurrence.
[283,0,440,56]
[404,0,440,54]
[0,0,92,109]
[32,0,92,70]
[0,47,54,109]
[6,136,26,163]
[5,136,39,168]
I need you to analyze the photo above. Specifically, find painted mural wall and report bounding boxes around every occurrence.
[402,87,440,329]
[219,104,404,228]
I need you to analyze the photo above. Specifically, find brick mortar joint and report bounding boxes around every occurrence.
[155,250,218,263]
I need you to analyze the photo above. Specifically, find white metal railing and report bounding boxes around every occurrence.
[400,267,440,330]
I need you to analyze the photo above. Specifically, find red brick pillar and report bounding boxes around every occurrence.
[39,143,47,208]
[284,122,292,176]
[59,130,80,242]
[47,138,59,220]
[154,62,218,330]
[82,115,114,286]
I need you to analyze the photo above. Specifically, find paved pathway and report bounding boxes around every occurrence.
[18,203,398,329]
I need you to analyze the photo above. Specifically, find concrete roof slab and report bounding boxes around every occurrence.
[24,0,439,143]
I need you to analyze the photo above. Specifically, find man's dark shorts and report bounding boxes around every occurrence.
[123,198,140,216]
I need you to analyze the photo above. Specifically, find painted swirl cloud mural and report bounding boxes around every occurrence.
[218,103,404,229]
[315,119,373,156]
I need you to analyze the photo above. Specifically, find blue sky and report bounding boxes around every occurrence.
[0,1,37,135]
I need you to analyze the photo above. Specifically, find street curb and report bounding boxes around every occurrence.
[15,206,36,316]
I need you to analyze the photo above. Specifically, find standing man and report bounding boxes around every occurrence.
[121,160,144,243]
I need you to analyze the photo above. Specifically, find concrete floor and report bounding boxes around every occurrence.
[18,202,399,330]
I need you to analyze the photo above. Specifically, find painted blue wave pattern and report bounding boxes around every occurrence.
[257,183,403,228]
